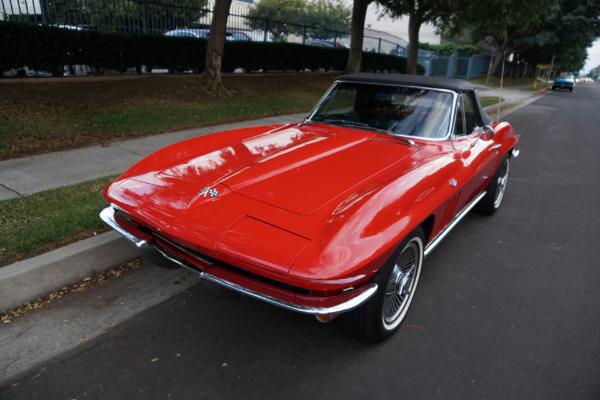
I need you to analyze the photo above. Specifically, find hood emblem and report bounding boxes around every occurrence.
[199,186,219,198]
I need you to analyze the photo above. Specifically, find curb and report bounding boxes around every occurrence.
[0,231,139,312]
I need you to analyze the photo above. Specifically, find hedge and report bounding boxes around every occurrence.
[1,22,423,76]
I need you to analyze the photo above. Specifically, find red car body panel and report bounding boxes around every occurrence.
[104,121,517,292]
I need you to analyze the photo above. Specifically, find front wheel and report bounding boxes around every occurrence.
[343,227,424,342]
[477,155,510,215]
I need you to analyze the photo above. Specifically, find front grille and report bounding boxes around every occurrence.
[148,229,312,296]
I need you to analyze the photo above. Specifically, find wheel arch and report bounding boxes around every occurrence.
[420,215,436,248]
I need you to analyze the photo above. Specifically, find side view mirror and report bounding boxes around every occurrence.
[471,125,495,147]
[482,125,495,140]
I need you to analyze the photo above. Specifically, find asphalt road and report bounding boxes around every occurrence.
[2,83,600,400]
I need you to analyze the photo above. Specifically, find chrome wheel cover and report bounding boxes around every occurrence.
[382,238,423,330]
[493,158,510,208]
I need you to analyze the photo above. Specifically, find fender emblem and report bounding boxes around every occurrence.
[199,187,219,198]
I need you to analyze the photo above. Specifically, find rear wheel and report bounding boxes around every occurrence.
[477,155,510,215]
[343,227,424,342]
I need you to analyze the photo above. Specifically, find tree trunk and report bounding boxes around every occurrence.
[490,46,506,78]
[406,14,422,75]
[203,0,233,97]
[345,0,371,73]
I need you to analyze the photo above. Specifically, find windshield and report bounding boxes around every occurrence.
[306,81,455,139]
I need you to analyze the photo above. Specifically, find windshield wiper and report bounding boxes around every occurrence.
[300,119,416,146]
[368,127,416,146]
[300,119,368,128]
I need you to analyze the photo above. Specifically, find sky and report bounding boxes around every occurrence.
[583,40,600,72]
[363,4,440,44]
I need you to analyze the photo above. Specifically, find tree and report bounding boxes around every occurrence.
[517,0,600,74]
[464,0,560,77]
[345,0,371,73]
[203,0,232,97]
[247,0,351,41]
[376,0,460,74]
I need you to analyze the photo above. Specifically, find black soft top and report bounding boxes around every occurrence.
[337,73,475,92]
[337,73,492,124]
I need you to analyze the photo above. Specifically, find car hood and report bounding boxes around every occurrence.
[159,125,422,215]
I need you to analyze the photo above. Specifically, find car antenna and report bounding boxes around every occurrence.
[498,50,506,122]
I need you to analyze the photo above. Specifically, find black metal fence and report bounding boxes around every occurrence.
[1,0,406,50]
[2,0,489,78]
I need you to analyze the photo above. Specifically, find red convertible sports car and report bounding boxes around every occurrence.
[101,73,519,342]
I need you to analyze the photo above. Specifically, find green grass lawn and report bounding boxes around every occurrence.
[0,176,117,267]
[0,73,337,161]
[479,96,504,107]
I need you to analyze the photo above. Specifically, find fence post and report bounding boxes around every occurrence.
[142,1,148,34]
[465,54,477,79]
[378,38,381,53]
[39,0,49,25]
[446,53,455,78]
[302,25,307,45]
[333,31,337,46]
[263,20,268,41]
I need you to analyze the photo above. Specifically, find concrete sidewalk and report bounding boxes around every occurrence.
[0,85,546,312]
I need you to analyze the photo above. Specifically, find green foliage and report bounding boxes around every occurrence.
[362,52,426,74]
[247,0,351,40]
[0,22,206,75]
[517,0,600,70]
[419,42,456,55]
[456,44,479,56]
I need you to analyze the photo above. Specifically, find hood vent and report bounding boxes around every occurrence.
[370,135,422,147]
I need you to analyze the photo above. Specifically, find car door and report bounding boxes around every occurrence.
[451,91,499,209]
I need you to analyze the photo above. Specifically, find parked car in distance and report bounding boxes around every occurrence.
[165,29,234,40]
[228,30,273,42]
[307,39,348,48]
[101,73,519,342]
[552,75,575,91]
[165,29,210,39]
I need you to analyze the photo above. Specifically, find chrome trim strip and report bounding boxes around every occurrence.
[307,80,457,142]
[424,191,486,258]
[100,205,378,316]
[99,205,145,247]
[199,273,378,316]
[490,144,502,151]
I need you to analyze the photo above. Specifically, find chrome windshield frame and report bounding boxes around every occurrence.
[304,79,459,142]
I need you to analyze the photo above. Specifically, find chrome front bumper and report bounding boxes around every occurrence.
[100,205,378,316]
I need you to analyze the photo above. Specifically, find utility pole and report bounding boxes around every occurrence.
[545,53,555,86]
